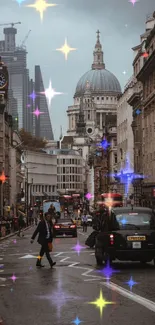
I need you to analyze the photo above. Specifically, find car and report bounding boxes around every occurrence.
[95,207,155,266]
[53,219,77,237]
[87,215,93,226]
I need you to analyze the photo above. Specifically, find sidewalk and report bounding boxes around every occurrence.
[0,225,32,242]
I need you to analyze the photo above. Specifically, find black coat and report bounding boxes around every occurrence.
[31,220,53,245]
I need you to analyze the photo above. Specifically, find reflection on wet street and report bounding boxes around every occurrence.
[0,227,155,325]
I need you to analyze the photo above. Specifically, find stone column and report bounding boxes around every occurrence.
[100,113,102,130]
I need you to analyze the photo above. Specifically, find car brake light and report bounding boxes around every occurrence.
[70,225,76,228]
[110,234,114,245]
[54,225,60,229]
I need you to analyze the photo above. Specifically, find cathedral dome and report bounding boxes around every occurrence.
[74,30,121,98]
[75,69,121,97]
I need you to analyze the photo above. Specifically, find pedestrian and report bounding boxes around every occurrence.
[30,212,56,268]
[17,212,25,237]
[82,212,88,232]
[28,208,33,225]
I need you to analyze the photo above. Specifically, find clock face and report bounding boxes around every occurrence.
[0,73,7,89]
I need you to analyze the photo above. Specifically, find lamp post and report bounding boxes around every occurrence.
[24,166,37,226]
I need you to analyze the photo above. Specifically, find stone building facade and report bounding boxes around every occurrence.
[128,13,155,205]
[137,18,155,207]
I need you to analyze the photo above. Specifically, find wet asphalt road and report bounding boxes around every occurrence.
[0,226,155,325]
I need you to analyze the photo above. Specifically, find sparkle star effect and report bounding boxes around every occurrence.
[85,192,93,200]
[97,260,120,281]
[10,274,17,282]
[36,280,82,318]
[123,71,127,75]
[129,0,138,5]
[72,241,85,255]
[135,109,141,115]
[56,38,77,60]
[26,0,58,22]
[29,90,37,102]
[88,289,115,318]
[13,239,17,244]
[16,0,26,5]
[27,104,31,108]
[33,107,44,118]
[125,276,138,291]
[142,51,149,58]
[72,316,83,325]
[0,171,7,184]
[98,139,111,151]
[40,80,64,106]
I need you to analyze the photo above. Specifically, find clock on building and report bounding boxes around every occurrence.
[0,73,7,89]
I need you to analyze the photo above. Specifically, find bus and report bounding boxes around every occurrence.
[98,192,123,208]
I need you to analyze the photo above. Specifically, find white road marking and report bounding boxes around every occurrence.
[9,250,94,257]
[0,258,3,260]
[59,257,70,262]
[102,281,155,313]
[84,278,103,282]
[67,258,155,313]
[0,270,4,273]
[54,252,63,257]
[19,254,38,259]
[0,278,6,281]
[0,264,4,267]
[90,253,95,255]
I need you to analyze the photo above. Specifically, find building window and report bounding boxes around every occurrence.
[45,185,47,191]
[63,167,65,173]
[114,154,117,164]
[49,185,51,192]
[88,110,90,120]
[102,97,104,100]
[52,186,55,192]
[97,97,99,100]
[106,97,108,100]
[97,113,100,126]
[63,159,65,164]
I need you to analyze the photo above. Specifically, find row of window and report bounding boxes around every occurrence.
[57,183,83,190]
[57,158,81,165]
[76,96,118,102]
[57,167,83,174]
[57,175,82,182]
[31,185,56,193]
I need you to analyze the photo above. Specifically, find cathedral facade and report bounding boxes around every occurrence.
[67,31,122,203]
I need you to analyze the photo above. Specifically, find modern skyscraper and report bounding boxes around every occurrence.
[0,26,29,130]
[34,65,54,140]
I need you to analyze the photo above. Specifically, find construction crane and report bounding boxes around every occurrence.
[0,22,21,28]
[20,30,31,48]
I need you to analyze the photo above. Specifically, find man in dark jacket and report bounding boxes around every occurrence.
[30,212,56,268]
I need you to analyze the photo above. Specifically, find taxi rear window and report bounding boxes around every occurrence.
[114,213,155,229]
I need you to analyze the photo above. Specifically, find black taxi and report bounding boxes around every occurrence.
[95,207,155,265]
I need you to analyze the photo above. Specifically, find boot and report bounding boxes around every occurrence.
[36,258,44,267]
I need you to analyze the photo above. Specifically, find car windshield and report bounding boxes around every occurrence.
[115,213,155,230]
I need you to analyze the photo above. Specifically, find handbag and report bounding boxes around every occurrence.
[48,242,53,252]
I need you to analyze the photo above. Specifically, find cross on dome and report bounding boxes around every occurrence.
[92,30,105,70]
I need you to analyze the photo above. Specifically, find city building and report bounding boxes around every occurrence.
[22,150,57,206]
[9,130,24,214]
[128,13,155,205]
[0,25,29,130]
[117,76,135,199]
[66,30,122,200]
[136,14,155,207]
[44,146,84,195]
[34,65,54,140]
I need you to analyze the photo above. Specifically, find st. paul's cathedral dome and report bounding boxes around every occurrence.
[74,31,121,97]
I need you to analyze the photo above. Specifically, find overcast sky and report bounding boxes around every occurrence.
[0,0,155,139]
